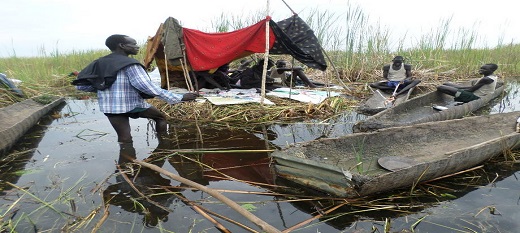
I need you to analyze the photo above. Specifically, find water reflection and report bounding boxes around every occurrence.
[104,142,175,227]
[490,79,519,112]
[103,126,276,228]
[164,124,275,185]
[0,102,65,194]
[266,112,366,147]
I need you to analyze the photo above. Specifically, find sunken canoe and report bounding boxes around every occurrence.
[353,81,505,132]
[356,85,416,115]
[0,96,65,156]
[270,111,520,198]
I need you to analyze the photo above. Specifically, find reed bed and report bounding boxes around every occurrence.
[154,95,356,125]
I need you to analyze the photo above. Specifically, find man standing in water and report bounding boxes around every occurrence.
[74,34,197,143]
[437,63,499,103]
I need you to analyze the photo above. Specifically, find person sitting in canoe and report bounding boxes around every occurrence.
[370,56,421,101]
[436,63,498,103]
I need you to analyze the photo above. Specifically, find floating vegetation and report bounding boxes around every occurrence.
[153,95,357,125]
[0,89,25,108]
[31,94,60,105]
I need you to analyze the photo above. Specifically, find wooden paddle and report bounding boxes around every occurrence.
[384,82,400,106]
[391,82,401,96]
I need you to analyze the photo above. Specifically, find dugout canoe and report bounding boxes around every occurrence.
[270,111,520,198]
[356,85,416,115]
[352,81,505,132]
[0,96,65,156]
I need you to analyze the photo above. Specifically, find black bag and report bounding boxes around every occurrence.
[138,91,155,99]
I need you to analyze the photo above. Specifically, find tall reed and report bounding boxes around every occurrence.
[281,4,519,81]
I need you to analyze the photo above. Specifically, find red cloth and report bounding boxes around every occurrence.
[183,17,275,71]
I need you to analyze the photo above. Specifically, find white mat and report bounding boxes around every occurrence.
[266,88,341,104]
[168,87,340,105]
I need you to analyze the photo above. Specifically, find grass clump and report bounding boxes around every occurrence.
[154,96,356,125]
[31,95,60,105]
[0,90,25,108]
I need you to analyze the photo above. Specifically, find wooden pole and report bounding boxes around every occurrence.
[132,159,281,233]
[280,0,296,15]
[180,59,193,91]
[163,45,170,90]
[260,0,271,104]
[181,43,196,92]
[321,46,351,91]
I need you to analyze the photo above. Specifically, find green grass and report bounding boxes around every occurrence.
[0,49,112,98]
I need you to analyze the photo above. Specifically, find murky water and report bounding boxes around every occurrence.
[1,80,519,232]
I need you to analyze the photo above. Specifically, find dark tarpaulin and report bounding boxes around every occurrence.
[269,15,327,71]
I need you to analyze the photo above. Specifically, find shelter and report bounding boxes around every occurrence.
[143,15,328,91]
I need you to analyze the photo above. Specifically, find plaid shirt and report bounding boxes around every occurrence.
[77,64,183,114]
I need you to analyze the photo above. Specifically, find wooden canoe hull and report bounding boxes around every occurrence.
[271,111,520,197]
[353,82,505,132]
[0,97,65,156]
[357,86,416,115]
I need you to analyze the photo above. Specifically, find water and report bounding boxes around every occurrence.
[1,80,519,232]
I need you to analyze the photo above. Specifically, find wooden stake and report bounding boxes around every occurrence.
[132,159,281,233]
[163,45,170,90]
